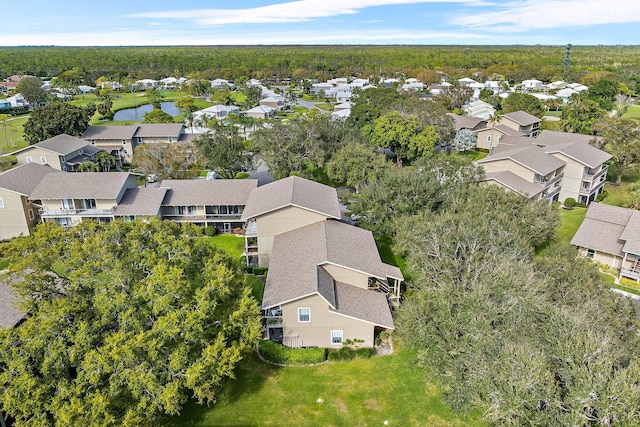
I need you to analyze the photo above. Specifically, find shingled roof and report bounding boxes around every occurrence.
[160,179,258,206]
[0,276,24,329]
[571,203,640,257]
[484,171,544,198]
[0,163,60,196]
[113,188,168,217]
[502,110,541,126]
[30,172,135,200]
[479,144,565,176]
[241,176,341,220]
[262,219,403,326]
[10,134,89,156]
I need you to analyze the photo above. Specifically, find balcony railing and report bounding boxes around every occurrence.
[40,207,115,217]
[621,269,640,281]
[245,221,257,237]
[583,165,608,181]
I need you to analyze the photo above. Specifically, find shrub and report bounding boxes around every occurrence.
[327,346,355,361]
[596,191,609,202]
[205,226,216,237]
[234,172,250,179]
[564,198,576,208]
[620,278,640,291]
[354,347,377,359]
[233,227,244,235]
[243,265,254,274]
[258,340,326,365]
[252,267,268,276]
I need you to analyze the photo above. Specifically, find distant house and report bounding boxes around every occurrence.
[83,124,188,162]
[159,179,258,233]
[30,172,139,227]
[241,176,342,267]
[500,111,541,137]
[521,79,543,91]
[0,163,60,240]
[210,79,234,90]
[11,134,102,171]
[260,96,286,110]
[464,100,496,120]
[192,105,241,124]
[135,79,158,90]
[262,219,403,348]
[77,85,95,94]
[245,105,276,120]
[447,113,486,132]
[571,203,640,282]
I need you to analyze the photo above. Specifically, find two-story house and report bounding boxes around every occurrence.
[572,203,640,282]
[159,179,258,233]
[532,130,611,204]
[263,219,403,348]
[29,172,138,227]
[10,134,103,171]
[0,163,60,240]
[241,176,342,267]
[478,143,565,203]
[499,111,541,137]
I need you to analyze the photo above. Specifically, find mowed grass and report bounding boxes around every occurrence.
[1,115,29,153]
[621,104,640,121]
[205,234,245,260]
[536,206,587,256]
[163,346,480,427]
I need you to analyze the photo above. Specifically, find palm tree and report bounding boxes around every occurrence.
[488,112,502,152]
[76,161,99,172]
[95,151,116,172]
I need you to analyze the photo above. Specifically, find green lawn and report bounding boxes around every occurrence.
[376,235,408,278]
[1,116,29,153]
[163,346,479,426]
[536,206,587,256]
[205,234,245,260]
[245,274,265,304]
[621,104,640,121]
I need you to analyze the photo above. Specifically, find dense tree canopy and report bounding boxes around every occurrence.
[500,92,545,117]
[370,111,438,165]
[15,76,48,106]
[393,185,640,425]
[194,124,253,179]
[0,220,262,426]
[595,117,640,185]
[24,102,95,144]
[132,143,201,180]
[325,142,391,192]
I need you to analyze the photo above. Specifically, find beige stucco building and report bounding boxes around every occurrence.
[241,176,342,267]
[11,134,102,172]
[0,163,59,240]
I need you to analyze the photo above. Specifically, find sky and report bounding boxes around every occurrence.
[4,0,640,46]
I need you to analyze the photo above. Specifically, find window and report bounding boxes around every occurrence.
[586,249,595,259]
[26,156,32,163]
[0,196,4,208]
[487,135,492,142]
[28,209,34,220]
[40,156,47,164]
[298,307,310,322]
[331,330,343,345]
[582,181,591,189]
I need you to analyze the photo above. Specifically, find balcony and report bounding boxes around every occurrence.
[621,269,640,282]
[40,207,115,217]
[583,165,608,182]
[245,221,257,237]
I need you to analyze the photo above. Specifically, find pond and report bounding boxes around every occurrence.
[112,102,181,121]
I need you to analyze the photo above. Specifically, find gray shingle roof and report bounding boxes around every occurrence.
[484,171,544,198]
[479,145,565,176]
[263,220,403,311]
[0,276,24,329]
[160,179,258,206]
[134,124,184,138]
[535,130,600,146]
[0,163,60,196]
[27,134,89,155]
[331,281,394,329]
[113,188,168,216]
[83,125,138,140]
[502,111,541,126]
[544,141,612,168]
[241,176,341,220]
[447,114,486,131]
[30,172,134,200]
[571,203,640,257]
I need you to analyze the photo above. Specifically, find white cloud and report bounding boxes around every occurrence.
[451,0,640,30]
[130,0,482,25]
[1,28,494,47]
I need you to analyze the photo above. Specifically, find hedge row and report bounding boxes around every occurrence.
[258,340,326,365]
[327,346,376,361]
